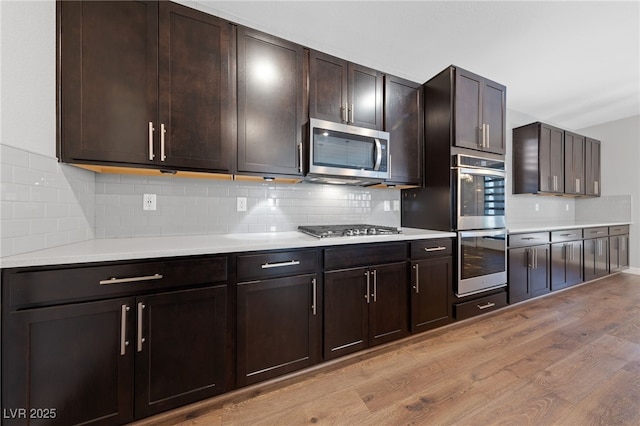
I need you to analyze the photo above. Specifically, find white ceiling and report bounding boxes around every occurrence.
[195,1,640,131]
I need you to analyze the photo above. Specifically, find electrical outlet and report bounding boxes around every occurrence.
[535,203,539,212]
[393,200,400,211]
[237,197,247,212]
[143,194,156,211]
[383,200,391,212]
[566,203,570,211]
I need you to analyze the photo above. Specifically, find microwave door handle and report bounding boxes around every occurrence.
[373,138,382,171]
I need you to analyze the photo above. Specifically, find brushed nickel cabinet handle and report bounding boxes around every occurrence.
[595,181,599,194]
[349,103,354,124]
[100,274,163,285]
[365,271,370,304]
[343,103,348,123]
[486,124,490,148]
[477,302,495,310]
[311,278,317,316]
[160,123,167,161]
[425,246,447,252]
[413,264,420,294]
[298,142,303,173]
[372,269,377,303]
[560,233,577,237]
[120,305,130,356]
[137,302,145,352]
[576,178,580,193]
[148,122,155,160]
[261,260,300,269]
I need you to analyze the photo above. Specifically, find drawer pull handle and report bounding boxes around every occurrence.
[100,274,163,285]
[424,246,447,252]
[522,237,539,240]
[560,233,577,237]
[261,260,300,269]
[591,231,605,234]
[477,302,496,310]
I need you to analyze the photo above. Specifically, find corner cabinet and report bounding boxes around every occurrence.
[309,50,383,130]
[2,256,229,425]
[409,239,453,333]
[236,27,307,177]
[323,243,408,360]
[57,1,235,173]
[384,75,423,186]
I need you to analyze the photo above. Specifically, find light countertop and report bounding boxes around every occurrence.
[0,227,456,269]
[507,221,631,234]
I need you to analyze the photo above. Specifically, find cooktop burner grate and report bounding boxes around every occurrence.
[298,224,401,238]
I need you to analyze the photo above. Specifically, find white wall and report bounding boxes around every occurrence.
[577,115,640,270]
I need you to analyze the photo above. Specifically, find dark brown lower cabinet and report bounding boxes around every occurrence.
[410,256,452,332]
[550,241,583,291]
[324,262,408,360]
[610,234,629,272]
[236,274,321,386]
[135,286,227,419]
[3,285,227,426]
[4,297,135,426]
[508,245,550,304]
[584,237,609,281]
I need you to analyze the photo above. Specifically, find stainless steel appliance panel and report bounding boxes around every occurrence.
[457,229,507,297]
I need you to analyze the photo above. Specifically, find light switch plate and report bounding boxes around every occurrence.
[383,200,391,212]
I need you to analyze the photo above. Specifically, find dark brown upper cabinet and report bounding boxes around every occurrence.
[564,131,585,195]
[309,50,383,130]
[237,27,307,177]
[585,137,602,196]
[512,122,565,194]
[57,1,235,173]
[454,68,506,154]
[384,75,423,186]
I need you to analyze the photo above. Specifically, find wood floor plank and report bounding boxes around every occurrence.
[130,273,640,426]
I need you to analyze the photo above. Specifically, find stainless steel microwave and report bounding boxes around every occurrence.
[305,118,390,186]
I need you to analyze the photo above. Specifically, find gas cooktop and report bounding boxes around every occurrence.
[298,224,402,238]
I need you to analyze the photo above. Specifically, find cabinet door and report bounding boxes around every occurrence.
[454,69,482,150]
[237,274,319,385]
[584,237,609,280]
[324,268,368,360]
[551,241,583,291]
[3,298,135,425]
[368,263,409,346]
[508,247,530,303]
[481,78,506,154]
[58,1,158,166]
[158,3,234,172]
[237,28,306,176]
[529,245,550,297]
[309,50,348,124]
[411,256,452,333]
[384,76,422,185]
[539,124,565,193]
[585,138,601,196]
[564,132,585,195]
[135,286,227,418]
[348,63,383,130]
[612,235,629,271]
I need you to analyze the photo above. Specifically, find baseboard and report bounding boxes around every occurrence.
[623,267,640,276]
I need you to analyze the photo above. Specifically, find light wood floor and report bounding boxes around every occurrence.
[134,272,640,426]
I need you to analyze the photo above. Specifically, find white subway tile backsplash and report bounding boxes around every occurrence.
[0,146,95,257]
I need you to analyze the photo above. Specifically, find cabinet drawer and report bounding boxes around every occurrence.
[237,249,317,281]
[454,292,507,320]
[583,227,608,238]
[508,232,549,247]
[410,238,453,260]
[324,242,407,270]
[551,229,582,242]
[609,225,629,236]
[6,256,227,309]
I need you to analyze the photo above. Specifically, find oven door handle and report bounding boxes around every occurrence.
[455,167,505,178]
[459,229,507,239]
